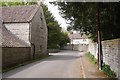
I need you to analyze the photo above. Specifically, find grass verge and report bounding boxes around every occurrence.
[3,55,51,73]
[86,52,117,78]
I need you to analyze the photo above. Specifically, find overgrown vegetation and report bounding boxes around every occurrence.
[86,52,117,78]
[3,55,50,73]
[102,63,117,78]
[86,52,97,64]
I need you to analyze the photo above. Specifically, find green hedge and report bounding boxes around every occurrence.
[48,44,60,49]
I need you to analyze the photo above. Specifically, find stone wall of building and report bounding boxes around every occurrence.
[2,47,30,69]
[4,23,30,46]
[0,46,1,79]
[74,44,88,52]
[30,5,47,57]
[88,39,120,78]
[40,5,48,54]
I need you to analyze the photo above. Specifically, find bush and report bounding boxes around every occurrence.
[48,44,60,49]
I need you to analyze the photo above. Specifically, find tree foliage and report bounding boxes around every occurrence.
[0,0,37,6]
[59,32,70,47]
[51,2,120,41]
[42,4,70,49]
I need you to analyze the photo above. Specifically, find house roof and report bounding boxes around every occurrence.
[2,5,39,23]
[69,32,88,39]
[1,24,30,47]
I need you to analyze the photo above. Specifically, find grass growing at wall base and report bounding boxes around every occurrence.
[86,52,117,78]
[102,63,117,78]
[3,55,51,73]
[86,52,98,65]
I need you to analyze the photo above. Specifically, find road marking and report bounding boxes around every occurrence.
[79,54,86,78]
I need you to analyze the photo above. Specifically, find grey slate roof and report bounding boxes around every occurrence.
[1,5,39,47]
[2,5,38,23]
[1,25,30,47]
[69,33,88,39]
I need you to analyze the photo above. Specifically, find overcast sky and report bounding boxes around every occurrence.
[43,0,69,30]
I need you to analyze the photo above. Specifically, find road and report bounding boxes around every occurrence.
[3,50,83,78]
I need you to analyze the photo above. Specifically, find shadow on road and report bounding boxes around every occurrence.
[3,50,81,78]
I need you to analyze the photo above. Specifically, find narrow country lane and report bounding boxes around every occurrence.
[3,50,83,78]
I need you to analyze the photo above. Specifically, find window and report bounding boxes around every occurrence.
[83,39,86,41]
[40,45,42,52]
[40,13,42,20]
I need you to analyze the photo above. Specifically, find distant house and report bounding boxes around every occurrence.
[69,32,89,45]
[64,31,89,52]
[1,4,47,68]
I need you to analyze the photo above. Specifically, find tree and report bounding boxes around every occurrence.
[51,2,120,42]
[42,4,70,49]
[0,1,37,6]
[59,32,70,48]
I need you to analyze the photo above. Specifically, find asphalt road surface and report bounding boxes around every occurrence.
[3,50,83,78]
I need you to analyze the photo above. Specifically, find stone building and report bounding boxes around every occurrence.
[1,4,47,68]
[2,24,30,68]
[69,32,89,45]
[64,31,89,52]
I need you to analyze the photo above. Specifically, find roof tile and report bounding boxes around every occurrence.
[2,5,38,22]
[69,33,88,39]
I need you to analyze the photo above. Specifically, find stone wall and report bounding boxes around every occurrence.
[4,23,30,45]
[2,47,30,69]
[40,5,48,54]
[63,44,88,52]
[74,44,88,52]
[88,39,120,78]
[30,5,47,57]
[48,49,60,53]
[118,39,120,79]
[63,44,72,50]
[88,40,98,59]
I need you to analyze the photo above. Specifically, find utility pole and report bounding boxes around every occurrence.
[71,31,73,51]
[96,2,103,70]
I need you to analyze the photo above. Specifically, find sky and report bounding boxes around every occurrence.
[43,0,69,31]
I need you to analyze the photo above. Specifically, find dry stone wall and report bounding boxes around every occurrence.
[88,39,120,78]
